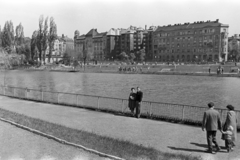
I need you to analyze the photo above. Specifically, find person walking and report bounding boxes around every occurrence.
[223,105,237,149]
[128,88,136,116]
[202,102,222,153]
[135,87,143,118]
[221,126,234,152]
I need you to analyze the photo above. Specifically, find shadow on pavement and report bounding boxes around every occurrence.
[168,146,205,153]
[190,142,208,148]
[191,142,227,150]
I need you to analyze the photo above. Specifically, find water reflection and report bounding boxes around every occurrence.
[1,70,240,109]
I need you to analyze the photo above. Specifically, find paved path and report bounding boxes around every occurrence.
[0,119,108,160]
[0,96,239,160]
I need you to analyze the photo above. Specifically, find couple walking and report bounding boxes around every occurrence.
[202,102,238,154]
[128,87,143,118]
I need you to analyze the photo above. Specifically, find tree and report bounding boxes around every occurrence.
[36,16,44,63]
[119,52,129,61]
[15,23,24,46]
[0,25,2,47]
[129,52,136,63]
[62,52,70,65]
[42,17,49,64]
[31,30,38,61]
[48,17,57,63]
[138,48,145,62]
[2,21,15,53]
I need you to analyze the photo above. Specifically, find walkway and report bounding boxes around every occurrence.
[0,96,239,160]
[0,118,107,160]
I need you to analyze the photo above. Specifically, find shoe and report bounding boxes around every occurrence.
[216,147,221,152]
[206,149,215,154]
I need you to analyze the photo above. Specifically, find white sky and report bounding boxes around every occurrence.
[0,0,239,38]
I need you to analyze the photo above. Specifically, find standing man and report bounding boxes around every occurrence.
[202,102,222,153]
[135,87,143,118]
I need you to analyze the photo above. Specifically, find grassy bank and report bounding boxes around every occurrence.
[0,108,201,160]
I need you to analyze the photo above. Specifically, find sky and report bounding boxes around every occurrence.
[0,0,240,39]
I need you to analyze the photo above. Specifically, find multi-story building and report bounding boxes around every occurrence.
[106,28,121,60]
[74,29,107,61]
[153,19,229,62]
[228,34,240,61]
[105,26,156,61]
[45,34,74,63]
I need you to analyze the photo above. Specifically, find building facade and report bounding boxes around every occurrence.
[45,34,74,63]
[74,29,107,61]
[153,19,229,62]
[228,34,240,61]
[105,26,156,61]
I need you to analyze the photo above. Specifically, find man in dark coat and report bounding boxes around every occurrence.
[202,102,222,153]
[135,87,143,118]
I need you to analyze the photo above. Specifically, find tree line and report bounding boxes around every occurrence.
[0,15,58,66]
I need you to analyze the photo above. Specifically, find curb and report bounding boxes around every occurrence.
[0,118,124,160]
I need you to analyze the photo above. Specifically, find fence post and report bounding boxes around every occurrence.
[220,109,224,121]
[57,93,59,103]
[3,85,5,95]
[121,100,124,113]
[76,94,78,106]
[41,90,43,101]
[97,97,100,109]
[149,102,152,118]
[25,88,27,99]
[182,105,185,121]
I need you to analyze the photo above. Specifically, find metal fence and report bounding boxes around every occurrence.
[0,85,239,129]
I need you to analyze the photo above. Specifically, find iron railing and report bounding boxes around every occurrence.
[0,85,239,129]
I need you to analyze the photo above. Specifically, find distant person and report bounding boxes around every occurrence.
[209,68,211,74]
[128,88,136,116]
[221,68,224,74]
[222,105,237,149]
[221,126,234,152]
[135,87,143,118]
[202,102,222,153]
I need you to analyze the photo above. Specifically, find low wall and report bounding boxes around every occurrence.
[0,85,239,130]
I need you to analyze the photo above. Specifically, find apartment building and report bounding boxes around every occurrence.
[74,29,107,61]
[105,26,156,61]
[228,34,240,61]
[153,19,229,62]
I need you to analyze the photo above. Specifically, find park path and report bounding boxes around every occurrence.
[0,118,107,160]
[0,95,239,160]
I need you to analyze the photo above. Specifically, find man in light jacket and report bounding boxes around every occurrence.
[202,102,222,153]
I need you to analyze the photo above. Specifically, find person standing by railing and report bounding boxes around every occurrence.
[202,102,222,154]
[128,88,136,116]
[135,87,143,118]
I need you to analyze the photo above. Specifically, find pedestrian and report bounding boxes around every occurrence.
[135,87,143,118]
[128,88,136,116]
[202,102,222,153]
[221,68,224,74]
[209,67,211,74]
[222,105,237,149]
[221,126,234,152]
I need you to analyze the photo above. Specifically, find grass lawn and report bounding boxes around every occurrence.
[0,108,201,160]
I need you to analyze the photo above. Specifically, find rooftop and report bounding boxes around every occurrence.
[155,19,229,32]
